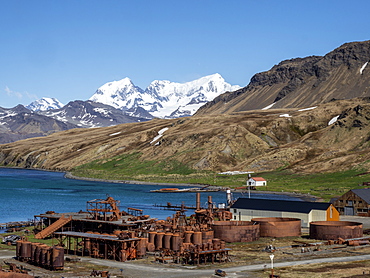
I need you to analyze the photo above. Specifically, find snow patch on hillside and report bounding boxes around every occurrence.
[262,103,276,110]
[360,62,368,75]
[328,115,339,125]
[150,127,169,145]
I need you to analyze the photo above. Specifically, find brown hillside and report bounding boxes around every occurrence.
[0,98,370,174]
[196,40,370,116]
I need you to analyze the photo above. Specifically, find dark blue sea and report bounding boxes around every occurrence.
[0,168,301,223]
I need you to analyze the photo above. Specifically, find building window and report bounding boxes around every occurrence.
[234,209,237,213]
[347,200,353,206]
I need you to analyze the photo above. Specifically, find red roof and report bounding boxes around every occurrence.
[251,177,266,181]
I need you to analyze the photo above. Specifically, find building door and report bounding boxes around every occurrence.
[344,206,354,215]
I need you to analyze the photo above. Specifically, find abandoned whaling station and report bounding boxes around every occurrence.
[10,186,370,273]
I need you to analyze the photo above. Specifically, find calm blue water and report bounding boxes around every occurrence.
[0,168,301,223]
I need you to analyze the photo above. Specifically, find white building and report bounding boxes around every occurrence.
[247,177,267,187]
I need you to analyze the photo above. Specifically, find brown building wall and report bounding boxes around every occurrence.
[333,190,370,216]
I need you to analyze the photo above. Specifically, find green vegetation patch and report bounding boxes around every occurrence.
[72,152,370,201]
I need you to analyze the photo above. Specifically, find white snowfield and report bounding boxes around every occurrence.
[89,73,240,119]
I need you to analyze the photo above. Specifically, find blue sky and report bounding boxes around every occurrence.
[1,0,369,108]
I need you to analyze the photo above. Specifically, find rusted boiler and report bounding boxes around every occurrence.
[252,217,301,237]
[212,221,259,242]
[310,221,363,240]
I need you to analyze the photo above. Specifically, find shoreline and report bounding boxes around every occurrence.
[65,172,319,202]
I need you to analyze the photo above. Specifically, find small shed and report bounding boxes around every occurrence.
[332,188,370,216]
[247,177,266,187]
[230,198,339,228]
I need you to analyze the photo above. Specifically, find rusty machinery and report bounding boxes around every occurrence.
[87,196,129,221]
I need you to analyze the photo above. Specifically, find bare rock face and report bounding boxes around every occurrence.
[196,40,370,116]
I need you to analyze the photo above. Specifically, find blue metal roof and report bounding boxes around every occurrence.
[230,198,331,213]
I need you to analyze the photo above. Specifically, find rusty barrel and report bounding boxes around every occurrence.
[40,245,50,266]
[252,217,301,237]
[193,232,202,245]
[202,230,214,243]
[31,242,41,262]
[155,232,165,250]
[16,241,23,259]
[171,233,181,251]
[148,232,157,244]
[184,231,194,243]
[212,221,260,242]
[310,221,363,240]
[51,246,64,270]
[137,238,147,257]
[164,232,173,249]
[22,241,33,259]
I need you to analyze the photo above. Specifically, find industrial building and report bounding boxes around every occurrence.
[230,198,339,227]
[332,188,370,216]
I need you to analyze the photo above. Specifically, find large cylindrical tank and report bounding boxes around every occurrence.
[16,241,23,259]
[202,230,214,243]
[23,241,32,260]
[31,242,41,262]
[310,221,363,240]
[137,238,147,257]
[184,231,194,243]
[148,232,157,244]
[212,221,260,242]
[193,232,202,245]
[51,246,64,270]
[171,233,181,251]
[155,232,165,250]
[252,217,301,237]
[164,232,173,249]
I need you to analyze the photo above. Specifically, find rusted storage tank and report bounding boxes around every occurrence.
[193,232,202,245]
[30,242,41,262]
[310,221,363,240]
[51,246,64,270]
[155,232,165,250]
[252,217,301,237]
[137,238,147,257]
[16,241,23,259]
[184,231,194,243]
[202,230,214,243]
[20,241,32,261]
[148,232,157,244]
[171,233,181,251]
[212,221,260,242]
[164,232,173,249]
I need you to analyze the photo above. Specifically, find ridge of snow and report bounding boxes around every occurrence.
[279,114,291,118]
[360,62,368,75]
[89,73,241,118]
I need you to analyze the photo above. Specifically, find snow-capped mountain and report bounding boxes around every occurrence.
[26,97,64,111]
[0,104,78,144]
[89,73,241,118]
[39,100,150,128]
